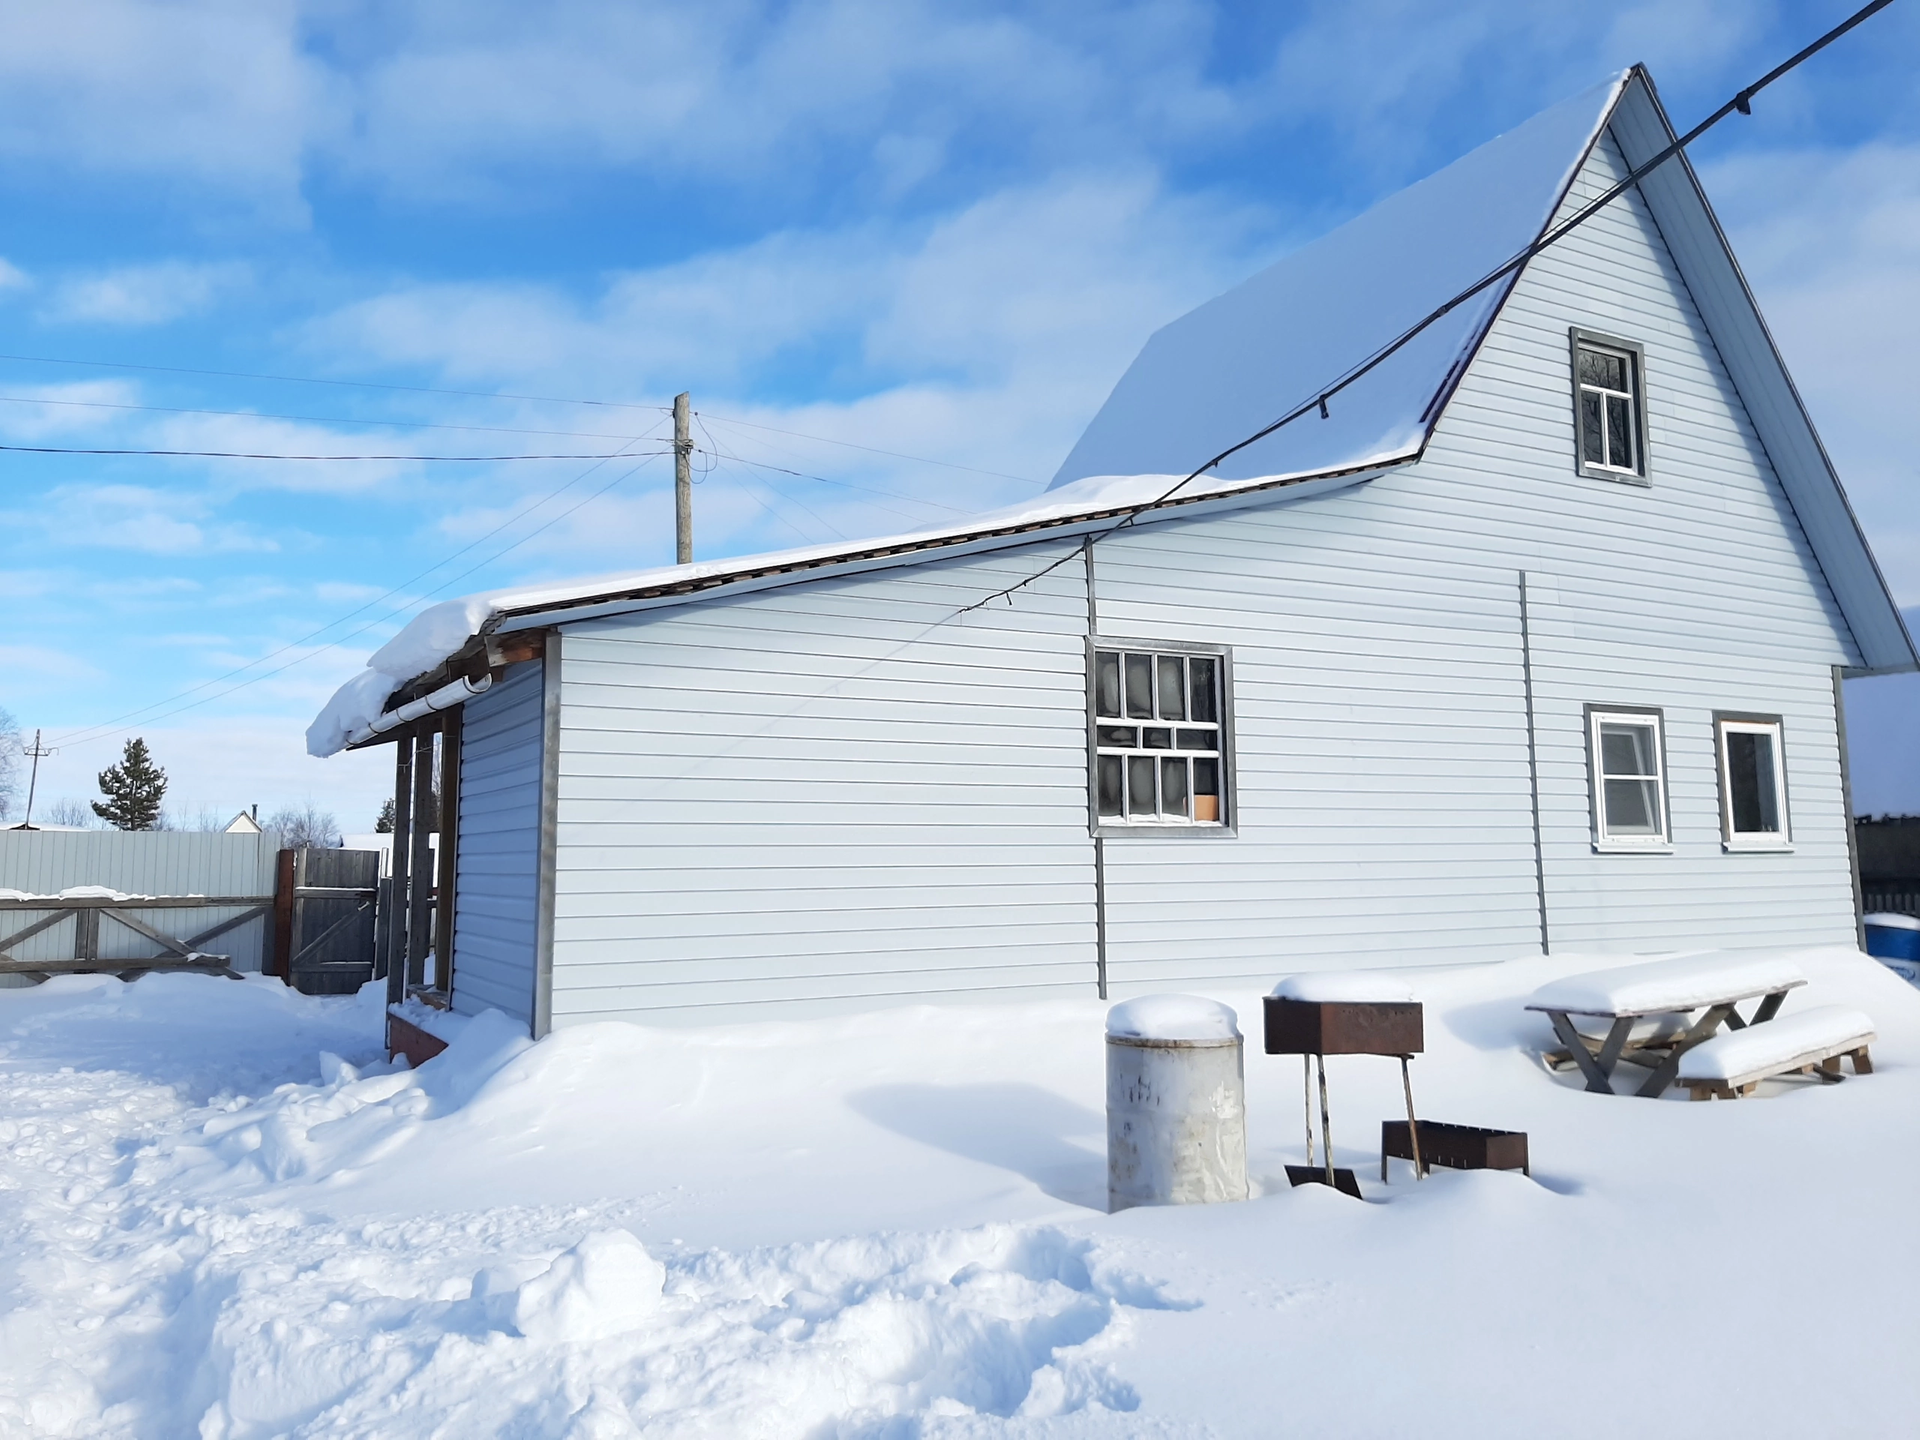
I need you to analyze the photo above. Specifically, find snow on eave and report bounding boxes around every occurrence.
[306,451,1413,758]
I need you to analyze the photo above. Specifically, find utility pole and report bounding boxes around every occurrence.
[22,729,53,829]
[673,391,693,564]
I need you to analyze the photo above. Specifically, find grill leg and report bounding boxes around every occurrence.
[1303,1054,1315,1170]
[1316,1054,1334,1187]
[1400,1055,1425,1179]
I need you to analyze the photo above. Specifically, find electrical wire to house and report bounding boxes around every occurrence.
[953,0,1899,620]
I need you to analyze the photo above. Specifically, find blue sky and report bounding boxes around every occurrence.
[1,0,1916,828]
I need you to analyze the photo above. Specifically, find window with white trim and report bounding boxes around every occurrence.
[1091,644,1228,829]
[1573,334,1646,481]
[1588,708,1668,849]
[1716,715,1790,850]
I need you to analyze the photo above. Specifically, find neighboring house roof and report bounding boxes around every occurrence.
[308,65,1916,759]
[223,810,263,834]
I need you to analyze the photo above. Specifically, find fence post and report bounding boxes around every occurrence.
[272,848,296,982]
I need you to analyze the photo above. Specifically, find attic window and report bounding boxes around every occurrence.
[1570,330,1648,484]
[1090,641,1232,834]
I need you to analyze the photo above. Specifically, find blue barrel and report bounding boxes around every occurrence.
[1866,913,1920,961]
[1865,914,1920,986]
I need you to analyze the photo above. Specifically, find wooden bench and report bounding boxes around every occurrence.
[1676,1005,1875,1100]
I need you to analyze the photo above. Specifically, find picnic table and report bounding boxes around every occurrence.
[1526,954,1806,1099]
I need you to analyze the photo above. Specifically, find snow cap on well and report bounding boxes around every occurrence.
[1106,995,1240,1043]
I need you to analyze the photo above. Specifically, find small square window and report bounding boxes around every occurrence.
[1587,707,1669,850]
[1716,715,1790,851]
[1570,330,1647,484]
[1090,641,1231,833]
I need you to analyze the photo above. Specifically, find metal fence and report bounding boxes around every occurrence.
[0,831,278,986]
[0,832,385,993]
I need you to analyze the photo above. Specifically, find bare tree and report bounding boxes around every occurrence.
[0,707,20,821]
[159,804,230,833]
[38,797,101,829]
[264,802,342,850]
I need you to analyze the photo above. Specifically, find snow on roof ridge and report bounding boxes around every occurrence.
[1049,71,1627,493]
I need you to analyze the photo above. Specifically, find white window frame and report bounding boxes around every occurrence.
[1570,328,1649,485]
[1087,637,1235,838]
[1586,705,1671,852]
[1714,713,1792,852]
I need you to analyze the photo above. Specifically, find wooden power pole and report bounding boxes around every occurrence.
[673,391,693,564]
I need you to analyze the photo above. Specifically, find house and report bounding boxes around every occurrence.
[309,67,1917,1044]
[224,810,263,835]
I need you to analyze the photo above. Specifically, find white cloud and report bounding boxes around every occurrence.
[43,260,251,326]
[311,169,1266,478]
[18,483,277,557]
[0,379,144,439]
[1704,143,1920,605]
[0,0,331,213]
[0,644,102,683]
[0,257,28,292]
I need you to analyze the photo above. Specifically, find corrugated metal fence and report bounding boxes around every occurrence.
[0,831,278,985]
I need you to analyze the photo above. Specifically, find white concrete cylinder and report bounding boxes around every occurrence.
[1106,995,1248,1212]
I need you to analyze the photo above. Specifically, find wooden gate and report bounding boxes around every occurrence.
[278,848,381,995]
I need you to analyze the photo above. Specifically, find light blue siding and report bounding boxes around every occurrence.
[548,544,1097,1027]
[451,659,544,1026]
[531,126,1861,1023]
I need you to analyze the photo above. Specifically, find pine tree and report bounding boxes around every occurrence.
[375,797,395,833]
[93,737,167,831]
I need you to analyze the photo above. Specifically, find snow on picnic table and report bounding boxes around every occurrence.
[0,948,1917,1437]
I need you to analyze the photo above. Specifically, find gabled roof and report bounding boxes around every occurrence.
[1048,74,1625,490]
[1602,69,1914,678]
[309,65,1915,758]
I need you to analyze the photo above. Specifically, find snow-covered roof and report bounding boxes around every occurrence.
[1049,75,1624,491]
[309,64,1916,760]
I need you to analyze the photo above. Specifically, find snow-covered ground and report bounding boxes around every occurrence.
[1,947,1916,1438]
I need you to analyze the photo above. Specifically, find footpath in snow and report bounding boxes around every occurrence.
[0,947,1916,1438]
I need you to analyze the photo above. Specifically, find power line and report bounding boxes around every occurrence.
[957,1,1897,617]
[696,410,1044,484]
[0,389,662,441]
[51,453,665,748]
[697,416,848,541]
[47,422,669,748]
[695,437,965,522]
[0,350,670,412]
[0,441,672,461]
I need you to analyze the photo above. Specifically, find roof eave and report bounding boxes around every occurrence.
[1611,67,1918,676]
[490,458,1407,637]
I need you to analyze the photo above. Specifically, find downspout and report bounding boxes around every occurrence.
[1520,572,1550,954]
[1085,537,1108,1000]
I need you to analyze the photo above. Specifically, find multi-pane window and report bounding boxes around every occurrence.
[1588,708,1668,849]
[1573,335,1645,479]
[1091,646,1227,827]
[1717,716,1790,850]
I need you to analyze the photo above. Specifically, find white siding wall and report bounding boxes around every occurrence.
[550,545,1095,1026]
[1089,129,1856,984]
[535,126,1860,1023]
[451,659,544,1025]
[0,831,278,982]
